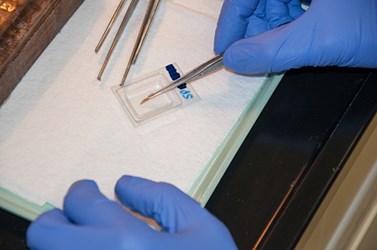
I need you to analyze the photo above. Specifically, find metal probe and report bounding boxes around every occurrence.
[140,54,224,105]
[95,0,127,53]
[97,0,139,80]
[119,0,161,86]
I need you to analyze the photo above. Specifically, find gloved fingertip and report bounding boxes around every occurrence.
[64,179,104,215]
[221,45,253,74]
[115,175,153,200]
[213,34,228,55]
[117,174,138,183]
[116,175,142,189]
[114,176,133,199]
[214,47,224,56]
[222,39,275,75]
[68,179,97,192]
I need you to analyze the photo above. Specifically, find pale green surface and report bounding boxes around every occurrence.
[0,74,282,221]
[0,186,54,221]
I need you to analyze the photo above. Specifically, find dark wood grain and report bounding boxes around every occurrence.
[0,1,29,37]
[0,0,84,105]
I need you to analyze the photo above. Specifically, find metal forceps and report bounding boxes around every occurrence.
[96,0,161,84]
[140,54,224,105]
[120,0,161,86]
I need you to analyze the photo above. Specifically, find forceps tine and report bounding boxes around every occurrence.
[97,0,161,81]
[140,54,224,105]
[120,0,161,86]
[95,0,127,53]
[97,0,139,80]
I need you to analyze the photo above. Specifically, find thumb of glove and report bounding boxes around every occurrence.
[223,1,377,75]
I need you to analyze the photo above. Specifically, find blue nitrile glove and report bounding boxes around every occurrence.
[215,0,377,74]
[27,176,237,250]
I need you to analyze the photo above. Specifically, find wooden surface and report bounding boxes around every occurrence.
[0,0,84,105]
[0,1,29,37]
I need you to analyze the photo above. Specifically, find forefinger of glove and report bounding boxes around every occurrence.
[214,0,261,54]
[115,176,204,233]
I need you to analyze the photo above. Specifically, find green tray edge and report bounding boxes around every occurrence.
[189,74,283,205]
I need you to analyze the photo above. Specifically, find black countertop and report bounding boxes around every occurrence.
[206,67,377,249]
[1,67,377,250]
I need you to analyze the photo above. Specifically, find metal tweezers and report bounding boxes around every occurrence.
[140,53,224,105]
[96,0,161,85]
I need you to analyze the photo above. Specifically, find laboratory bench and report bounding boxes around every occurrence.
[1,67,376,249]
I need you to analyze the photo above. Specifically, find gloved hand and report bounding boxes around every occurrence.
[27,176,237,250]
[215,0,377,74]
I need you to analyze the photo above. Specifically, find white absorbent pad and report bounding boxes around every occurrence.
[0,0,269,211]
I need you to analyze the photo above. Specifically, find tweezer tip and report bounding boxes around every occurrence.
[140,93,154,105]
[140,97,149,105]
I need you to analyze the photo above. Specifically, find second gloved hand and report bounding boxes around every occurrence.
[215,0,377,74]
[27,176,237,250]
